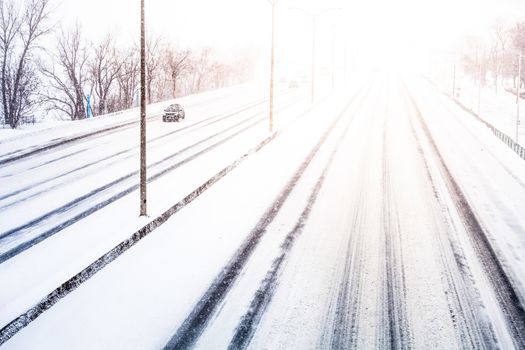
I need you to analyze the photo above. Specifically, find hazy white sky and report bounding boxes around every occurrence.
[56,0,270,47]
[55,0,525,45]
[53,0,525,70]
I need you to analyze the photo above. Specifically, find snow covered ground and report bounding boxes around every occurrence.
[432,73,525,148]
[1,75,525,349]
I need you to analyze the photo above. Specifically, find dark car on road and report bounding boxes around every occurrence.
[162,104,185,122]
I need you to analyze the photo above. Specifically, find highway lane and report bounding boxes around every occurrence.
[2,75,525,349]
[0,86,303,262]
[0,84,309,333]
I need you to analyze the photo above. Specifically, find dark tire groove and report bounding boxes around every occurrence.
[163,85,370,350]
[0,95,300,212]
[0,99,300,263]
[0,91,284,167]
[380,85,411,350]
[0,93,288,202]
[401,86,493,349]
[228,85,369,350]
[0,122,282,347]
[0,116,152,166]
[329,186,366,349]
[328,87,381,348]
[404,87,525,349]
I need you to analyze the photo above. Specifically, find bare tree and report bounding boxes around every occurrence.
[0,0,20,126]
[116,47,139,109]
[189,48,213,93]
[41,24,90,120]
[229,47,258,84]
[489,20,510,93]
[511,21,525,89]
[512,21,525,50]
[209,61,230,89]
[0,0,50,128]
[89,34,122,115]
[145,35,162,103]
[163,46,190,98]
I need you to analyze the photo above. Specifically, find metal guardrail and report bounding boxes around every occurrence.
[424,76,525,161]
[448,95,525,161]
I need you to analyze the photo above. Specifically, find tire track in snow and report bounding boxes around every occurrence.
[404,87,525,349]
[226,85,370,350]
[327,185,367,349]
[324,86,384,349]
[400,86,493,349]
[226,149,332,350]
[0,93,300,210]
[26,146,91,171]
[0,91,285,192]
[0,114,284,346]
[0,89,282,165]
[0,115,156,166]
[419,79,525,190]
[0,98,301,263]
[163,84,372,350]
[378,86,412,350]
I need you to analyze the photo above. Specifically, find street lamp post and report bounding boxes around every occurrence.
[517,50,522,143]
[331,26,335,90]
[289,7,341,106]
[343,40,347,86]
[268,0,277,133]
[477,49,483,117]
[140,0,147,216]
[311,18,316,105]
[452,64,456,99]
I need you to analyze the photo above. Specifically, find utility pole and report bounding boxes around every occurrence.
[452,64,456,99]
[140,0,147,216]
[331,26,335,90]
[343,41,348,86]
[268,0,277,132]
[288,7,341,107]
[311,18,316,105]
[477,49,482,116]
[517,50,522,143]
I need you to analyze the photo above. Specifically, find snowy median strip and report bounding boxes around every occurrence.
[0,130,280,346]
[424,76,525,161]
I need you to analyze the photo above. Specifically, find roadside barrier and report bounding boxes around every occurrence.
[448,94,525,161]
[424,76,525,161]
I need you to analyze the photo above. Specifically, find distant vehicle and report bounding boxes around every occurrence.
[162,104,185,122]
[288,80,299,88]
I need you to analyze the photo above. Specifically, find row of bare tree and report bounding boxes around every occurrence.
[462,20,525,93]
[0,0,50,128]
[0,0,255,128]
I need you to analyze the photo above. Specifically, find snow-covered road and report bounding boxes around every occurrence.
[1,75,524,349]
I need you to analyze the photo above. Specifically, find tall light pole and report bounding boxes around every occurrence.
[289,7,341,106]
[140,0,147,216]
[268,0,277,132]
[517,50,522,143]
[311,18,316,105]
[477,48,483,117]
[331,26,335,90]
[452,64,456,99]
[343,40,348,86]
